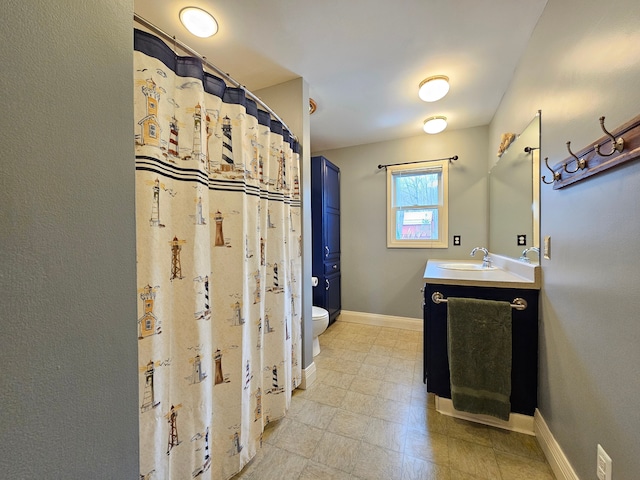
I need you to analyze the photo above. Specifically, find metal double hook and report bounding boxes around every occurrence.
[594,116,624,157]
[564,141,587,174]
[541,157,561,185]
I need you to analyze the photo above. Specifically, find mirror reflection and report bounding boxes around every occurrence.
[489,111,541,262]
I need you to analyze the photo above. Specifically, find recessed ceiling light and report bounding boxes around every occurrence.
[423,116,448,134]
[418,75,450,102]
[179,7,218,38]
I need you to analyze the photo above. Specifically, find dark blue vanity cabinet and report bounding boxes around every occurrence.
[311,156,341,324]
[423,283,539,416]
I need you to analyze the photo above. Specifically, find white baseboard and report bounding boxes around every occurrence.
[338,310,422,331]
[298,361,317,390]
[435,396,534,435]
[534,409,580,480]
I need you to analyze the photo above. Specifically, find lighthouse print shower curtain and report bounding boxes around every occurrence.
[134,30,302,479]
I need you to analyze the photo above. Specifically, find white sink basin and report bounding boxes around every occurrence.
[437,263,497,271]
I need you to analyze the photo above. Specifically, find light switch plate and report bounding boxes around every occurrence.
[543,235,551,259]
[597,444,612,480]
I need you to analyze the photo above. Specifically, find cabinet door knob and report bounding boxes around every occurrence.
[325,246,330,257]
[332,264,337,270]
[325,279,330,290]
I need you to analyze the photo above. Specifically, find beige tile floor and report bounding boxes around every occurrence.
[232,320,555,480]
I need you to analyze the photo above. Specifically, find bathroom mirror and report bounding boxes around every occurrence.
[489,111,540,261]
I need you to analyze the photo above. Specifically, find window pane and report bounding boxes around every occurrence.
[395,208,439,240]
[393,171,440,207]
[386,159,448,249]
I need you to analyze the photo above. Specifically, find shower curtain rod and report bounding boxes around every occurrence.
[377,155,458,170]
[133,13,298,143]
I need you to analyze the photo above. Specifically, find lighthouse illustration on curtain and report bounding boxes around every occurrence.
[276,149,286,190]
[189,354,207,384]
[149,178,165,228]
[221,115,234,171]
[138,284,161,339]
[231,301,245,326]
[166,404,182,455]
[214,211,225,246]
[194,275,211,321]
[169,236,186,280]
[191,103,203,163]
[138,78,161,147]
[206,113,213,171]
[168,115,179,158]
[195,196,206,225]
[140,360,161,413]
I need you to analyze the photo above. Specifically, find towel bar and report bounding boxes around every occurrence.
[431,292,527,311]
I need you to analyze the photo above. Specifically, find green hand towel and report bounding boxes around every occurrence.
[447,297,512,421]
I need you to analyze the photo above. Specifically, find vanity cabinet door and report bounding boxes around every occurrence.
[423,286,453,402]
[423,283,539,416]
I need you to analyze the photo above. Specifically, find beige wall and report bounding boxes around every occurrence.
[315,125,489,319]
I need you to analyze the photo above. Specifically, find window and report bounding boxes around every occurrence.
[387,160,448,248]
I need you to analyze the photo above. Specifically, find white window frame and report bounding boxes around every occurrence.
[386,160,449,248]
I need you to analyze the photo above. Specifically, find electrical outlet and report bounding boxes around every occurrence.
[453,235,461,246]
[597,444,612,480]
[517,234,527,246]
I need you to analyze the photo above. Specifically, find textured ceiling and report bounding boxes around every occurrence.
[134,0,548,151]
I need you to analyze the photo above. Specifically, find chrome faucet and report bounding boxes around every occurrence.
[470,247,492,268]
[519,247,540,263]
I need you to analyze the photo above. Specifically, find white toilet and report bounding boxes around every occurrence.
[312,306,329,357]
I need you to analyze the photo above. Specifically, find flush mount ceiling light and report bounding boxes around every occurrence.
[179,7,218,38]
[423,116,448,134]
[418,75,450,102]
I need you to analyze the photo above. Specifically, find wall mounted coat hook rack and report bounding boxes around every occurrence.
[542,112,640,189]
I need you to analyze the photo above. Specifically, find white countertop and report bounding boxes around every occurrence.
[423,254,540,289]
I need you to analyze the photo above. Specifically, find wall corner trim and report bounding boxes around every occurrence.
[298,361,317,390]
[534,409,580,480]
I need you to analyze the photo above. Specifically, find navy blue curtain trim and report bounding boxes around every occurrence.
[257,110,271,127]
[136,155,210,180]
[135,28,299,152]
[222,88,246,106]
[203,74,226,98]
[136,156,300,206]
[246,99,258,119]
[134,29,182,75]
[136,166,208,188]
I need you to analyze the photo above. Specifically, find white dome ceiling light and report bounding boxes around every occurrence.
[179,7,218,38]
[423,116,448,134]
[418,75,450,102]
